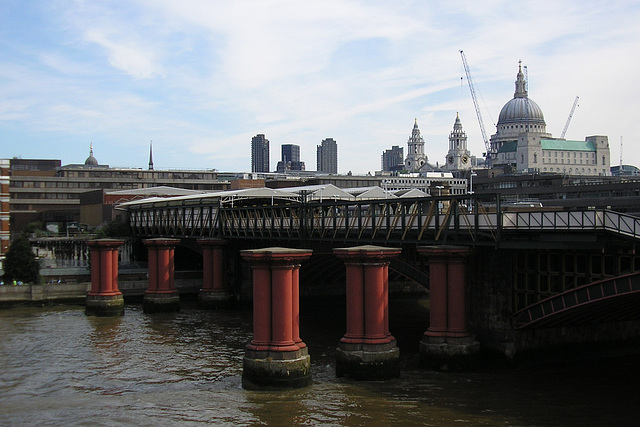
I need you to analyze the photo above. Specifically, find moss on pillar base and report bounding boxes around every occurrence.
[198,290,234,309]
[242,348,311,390]
[335,341,400,380]
[143,292,181,313]
[419,336,480,371]
[85,294,125,317]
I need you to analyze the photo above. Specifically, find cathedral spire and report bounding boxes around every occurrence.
[514,60,527,98]
[405,118,427,172]
[148,140,154,171]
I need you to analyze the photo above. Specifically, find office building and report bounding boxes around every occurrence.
[251,134,270,173]
[381,146,404,172]
[277,144,305,172]
[317,138,337,174]
[4,149,232,247]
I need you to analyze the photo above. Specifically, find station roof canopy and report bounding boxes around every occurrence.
[394,188,429,198]
[278,184,354,201]
[118,187,301,209]
[343,186,397,200]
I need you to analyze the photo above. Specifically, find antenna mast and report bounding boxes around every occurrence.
[620,136,623,168]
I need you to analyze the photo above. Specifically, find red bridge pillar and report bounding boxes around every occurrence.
[418,245,479,370]
[240,247,312,390]
[86,239,125,316]
[143,238,181,313]
[197,238,233,308]
[333,245,401,380]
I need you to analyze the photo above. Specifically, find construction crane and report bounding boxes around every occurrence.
[560,96,579,138]
[460,50,492,165]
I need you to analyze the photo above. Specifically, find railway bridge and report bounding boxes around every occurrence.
[113,187,640,375]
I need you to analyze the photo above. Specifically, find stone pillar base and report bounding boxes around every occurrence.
[143,292,180,313]
[336,340,400,380]
[419,335,480,371]
[85,294,124,317]
[198,290,234,309]
[242,348,311,390]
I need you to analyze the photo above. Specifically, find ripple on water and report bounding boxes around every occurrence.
[1,302,639,426]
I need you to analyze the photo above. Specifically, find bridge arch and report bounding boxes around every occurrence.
[513,272,640,329]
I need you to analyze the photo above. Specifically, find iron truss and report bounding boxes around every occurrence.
[127,194,640,246]
[513,271,640,329]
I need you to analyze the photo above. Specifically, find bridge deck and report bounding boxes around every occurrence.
[126,194,640,245]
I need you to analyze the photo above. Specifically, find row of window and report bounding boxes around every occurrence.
[12,193,79,199]
[60,170,218,180]
[500,124,544,131]
[541,167,608,174]
[544,151,595,158]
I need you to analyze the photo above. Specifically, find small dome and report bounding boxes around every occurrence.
[84,155,98,166]
[84,143,98,165]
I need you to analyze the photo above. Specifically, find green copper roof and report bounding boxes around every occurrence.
[541,139,595,151]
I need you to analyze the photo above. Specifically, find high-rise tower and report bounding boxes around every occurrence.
[382,146,404,171]
[404,119,427,172]
[251,134,270,173]
[277,144,305,172]
[317,138,337,174]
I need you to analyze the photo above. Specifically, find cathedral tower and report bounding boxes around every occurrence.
[445,113,472,171]
[405,119,427,172]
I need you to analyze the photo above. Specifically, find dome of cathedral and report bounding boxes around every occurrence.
[497,62,546,126]
[498,97,545,125]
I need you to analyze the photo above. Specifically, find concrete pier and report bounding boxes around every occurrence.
[333,245,402,380]
[197,238,233,308]
[418,245,479,370]
[240,247,312,390]
[143,238,181,313]
[85,239,124,316]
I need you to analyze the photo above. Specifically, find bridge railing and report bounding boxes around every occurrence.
[502,209,640,240]
[216,195,501,244]
[126,194,640,244]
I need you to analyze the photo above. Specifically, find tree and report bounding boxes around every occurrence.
[96,220,131,238]
[3,234,40,284]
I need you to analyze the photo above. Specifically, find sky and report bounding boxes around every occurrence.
[1,1,639,174]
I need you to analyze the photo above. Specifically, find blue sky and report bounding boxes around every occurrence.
[1,1,639,174]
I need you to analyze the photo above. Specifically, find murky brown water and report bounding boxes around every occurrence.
[0,298,638,426]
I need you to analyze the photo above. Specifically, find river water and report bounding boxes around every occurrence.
[0,298,638,426]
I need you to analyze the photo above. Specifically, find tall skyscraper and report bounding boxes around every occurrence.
[277,144,305,172]
[251,134,270,173]
[282,144,300,163]
[317,138,337,174]
[382,145,404,172]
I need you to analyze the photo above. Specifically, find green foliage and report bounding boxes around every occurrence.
[3,234,40,284]
[96,220,132,238]
[23,221,44,235]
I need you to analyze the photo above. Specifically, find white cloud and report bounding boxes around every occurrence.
[1,0,640,173]
[84,29,162,79]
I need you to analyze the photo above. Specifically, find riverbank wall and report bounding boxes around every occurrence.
[0,268,201,307]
